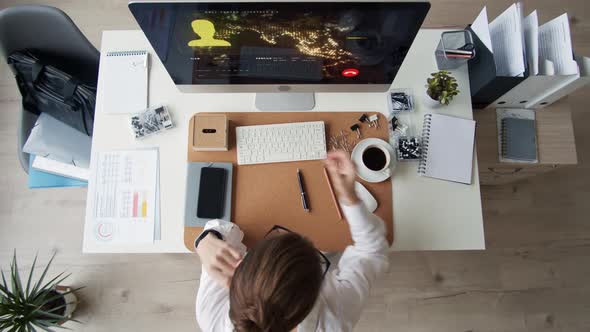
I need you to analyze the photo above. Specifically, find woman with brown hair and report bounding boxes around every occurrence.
[194,151,389,332]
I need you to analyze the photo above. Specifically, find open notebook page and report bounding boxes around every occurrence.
[422,114,476,185]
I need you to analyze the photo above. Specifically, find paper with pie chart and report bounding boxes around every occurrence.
[91,150,158,244]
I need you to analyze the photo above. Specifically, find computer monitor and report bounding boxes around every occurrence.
[129,0,430,110]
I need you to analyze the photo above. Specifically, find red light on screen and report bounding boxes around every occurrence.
[342,68,359,77]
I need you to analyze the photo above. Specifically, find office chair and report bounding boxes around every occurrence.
[0,5,99,173]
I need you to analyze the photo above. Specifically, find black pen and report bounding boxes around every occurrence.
[297,168,310,212]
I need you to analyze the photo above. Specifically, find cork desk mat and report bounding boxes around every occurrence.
[184,112,394,252]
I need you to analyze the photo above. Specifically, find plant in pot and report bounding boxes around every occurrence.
[425,70,460,107]
[1,252,82,331]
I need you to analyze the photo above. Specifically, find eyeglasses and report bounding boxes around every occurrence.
[264,225,331,278]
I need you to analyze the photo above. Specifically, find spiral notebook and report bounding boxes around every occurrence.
[101,50,149,114]
[418,114,476,184]
[501,118,537,162]
[496,108,538,163]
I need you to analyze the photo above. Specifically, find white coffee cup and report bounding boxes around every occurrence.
[360,144,391,173]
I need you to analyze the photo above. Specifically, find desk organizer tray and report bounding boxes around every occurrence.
[184,112,394,252]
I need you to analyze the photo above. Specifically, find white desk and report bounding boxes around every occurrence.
[83,29,485,253]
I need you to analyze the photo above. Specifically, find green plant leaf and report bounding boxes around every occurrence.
[11,251,25,303]
[25,254,38,299]
[0,278,16,299]
[36,320,61,327]
[24,303,67,326]
[1,268,9,290]
[31,308,68,324]
[40,287,83,309]
[32,321,59,332]
[36,319,71,331]
[30,253,56,298]
[7,324,20,332]
[34,272,68,298]
[0,322,12,330]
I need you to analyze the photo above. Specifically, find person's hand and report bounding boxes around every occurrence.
[324,150,360,206]
[196,233,242,288]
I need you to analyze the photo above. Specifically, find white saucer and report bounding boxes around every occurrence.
[351,138,396,183]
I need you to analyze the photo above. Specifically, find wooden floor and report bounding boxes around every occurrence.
[1,1,589,331]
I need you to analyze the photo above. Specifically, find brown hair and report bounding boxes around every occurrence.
[229,233,323,332]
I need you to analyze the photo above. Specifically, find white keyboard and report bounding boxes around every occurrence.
[236,121,327,165]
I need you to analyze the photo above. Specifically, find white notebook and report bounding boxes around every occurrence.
[418,114,476,184]
[101,50,149,114]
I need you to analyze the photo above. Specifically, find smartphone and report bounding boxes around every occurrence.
[197,167,226,219]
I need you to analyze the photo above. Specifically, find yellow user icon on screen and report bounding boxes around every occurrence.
[188,19,231,47]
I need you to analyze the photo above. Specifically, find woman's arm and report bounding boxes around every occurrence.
[326,202,389,326]
[195,220,246,331]
[196,220,246,287]
[323,151,390,328]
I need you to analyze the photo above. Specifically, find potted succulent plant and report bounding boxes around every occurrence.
[0,252,82,331]
[425,70,460,107]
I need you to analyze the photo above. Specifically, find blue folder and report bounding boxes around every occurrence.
[28,155,87,189]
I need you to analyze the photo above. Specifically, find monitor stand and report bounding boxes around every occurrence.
[255,92,315,111]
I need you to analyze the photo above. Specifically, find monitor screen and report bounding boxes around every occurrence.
[129,2,430,86]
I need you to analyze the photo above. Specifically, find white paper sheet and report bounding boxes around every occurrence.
[539,13,578,75]
[471,7,493,53]
[489,3,526,77]
[524,10,539,75]
[90,150,158,244]
[32,156,90,181]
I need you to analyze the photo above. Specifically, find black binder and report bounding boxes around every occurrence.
[466,25,529,109]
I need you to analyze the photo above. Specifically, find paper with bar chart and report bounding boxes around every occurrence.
[90,149,158,244]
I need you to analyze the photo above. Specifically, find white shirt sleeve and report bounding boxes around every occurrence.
[321,202,390,330]
[195,220,246,332]
[196,270,231,332]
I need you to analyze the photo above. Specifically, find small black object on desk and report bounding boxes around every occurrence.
[297,168,310,212]
[350,124,362,138]
[398,137,421,160]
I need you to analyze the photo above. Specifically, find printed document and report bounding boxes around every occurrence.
[89,149,158,244]
[471,7,493,53]
[539,14,578,75]
[489,3,526,77]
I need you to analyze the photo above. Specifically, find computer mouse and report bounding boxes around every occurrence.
[354,181,378,212]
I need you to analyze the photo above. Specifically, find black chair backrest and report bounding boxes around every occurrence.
[0,5,99,84]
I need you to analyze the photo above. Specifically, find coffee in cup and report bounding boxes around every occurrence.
[361,145,390,171]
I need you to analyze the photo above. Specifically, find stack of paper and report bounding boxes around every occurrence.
[471,4,581,77]
[471,3,590,109]
[471,4,526,77]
